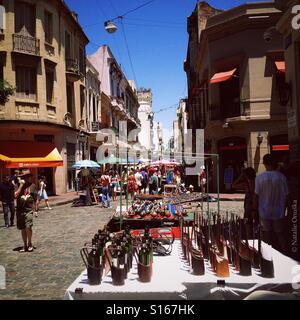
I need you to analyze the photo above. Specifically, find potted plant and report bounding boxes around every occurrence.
[0,80,16,105]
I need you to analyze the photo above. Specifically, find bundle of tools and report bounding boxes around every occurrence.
[180,212,274,278]
[124,199,186,220]
[80,225,176,286]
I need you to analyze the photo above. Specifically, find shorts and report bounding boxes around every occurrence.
[260,218,285,233]
[17,210,33,230]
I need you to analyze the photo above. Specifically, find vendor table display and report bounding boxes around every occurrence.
[65,206,300,300]
[65,238,300,300]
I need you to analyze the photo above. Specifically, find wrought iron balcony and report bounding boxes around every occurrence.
[65,58,80,82]
[13,34,40,56]
[66,58,79,73]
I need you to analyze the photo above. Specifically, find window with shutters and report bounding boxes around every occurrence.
[80,85,85,119]
[65,31,71,59]
[44,10,53,44]
[46,70,54,104]
[15,1,35,37]
[66,82,74,114]
[79,46,85,75]
[16,66,37,100]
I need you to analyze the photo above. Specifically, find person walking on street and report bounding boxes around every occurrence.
[14,170,37,252]
[128,169,137,199]
[36,176,52,216]
[110,171,119,201]
[252,154,289,253]
[140,168,148,194]
[149,171,159,195]
[100,171,111,208]
[134,169,143,194]
[0,175,16,228]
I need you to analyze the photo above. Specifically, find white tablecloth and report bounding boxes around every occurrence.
[64,241,300,300]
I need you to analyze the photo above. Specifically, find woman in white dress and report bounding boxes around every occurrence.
[36,176,52,216]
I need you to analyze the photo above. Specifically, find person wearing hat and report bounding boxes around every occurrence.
[14,170,37,252]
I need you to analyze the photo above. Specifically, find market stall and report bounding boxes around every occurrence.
[64,239,300,300]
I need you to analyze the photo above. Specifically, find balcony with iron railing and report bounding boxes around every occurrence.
[209,100,250,122]
[111,96,126,114]
[12,34,40,56]
[65,58,81,82]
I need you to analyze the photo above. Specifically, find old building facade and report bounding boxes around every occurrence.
[0,0,89,194]
[185,1,288,191]
[85,58,101,162]
[137,88,154,154]
[88,45,141,157]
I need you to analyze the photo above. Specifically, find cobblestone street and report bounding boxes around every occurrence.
[0,200,243,300]
[0,203,114,300]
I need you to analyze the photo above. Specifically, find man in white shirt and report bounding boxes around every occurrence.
[253,154,289,253]
[134,170,143,194]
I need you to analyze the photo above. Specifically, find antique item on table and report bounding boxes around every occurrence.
[80,239,102,285]
[109,240,126,286]
[189,221,205,275]
[238,217,252,276]
[259,228,274,278]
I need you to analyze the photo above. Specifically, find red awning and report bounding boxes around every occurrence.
[0,141,64,168]
[272,145,289,151]
[210,68,237,84]
[275,61,285,73]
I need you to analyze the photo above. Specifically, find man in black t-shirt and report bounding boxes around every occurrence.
[15,170,37,253]
[0,175,15,228]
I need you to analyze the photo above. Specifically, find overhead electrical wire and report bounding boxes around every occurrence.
[120,18,139,88]
[109,0,158,21]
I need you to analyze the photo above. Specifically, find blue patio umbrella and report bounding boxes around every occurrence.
[72,160,100,169]
[97,154,132,165]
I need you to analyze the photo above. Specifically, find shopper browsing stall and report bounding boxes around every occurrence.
[100,171,111,208]
[14,170,37,252]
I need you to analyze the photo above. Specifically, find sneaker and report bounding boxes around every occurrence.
[48,207,52,210]
[5,224,9,228]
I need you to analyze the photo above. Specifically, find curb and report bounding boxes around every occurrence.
[219,198,244,202]
[40,198,77,208]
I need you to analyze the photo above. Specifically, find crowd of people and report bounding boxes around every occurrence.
[96,166,183,207]
[0,153,296,257]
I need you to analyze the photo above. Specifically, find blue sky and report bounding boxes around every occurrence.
[65,0,269,139]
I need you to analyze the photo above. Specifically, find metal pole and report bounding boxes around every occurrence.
[217,154,220,216]
[204,156,211,239]
[126,148,129,211]
[206,161,209,217]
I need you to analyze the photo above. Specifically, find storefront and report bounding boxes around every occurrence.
[217,137,247,192]
[0,140,63,193]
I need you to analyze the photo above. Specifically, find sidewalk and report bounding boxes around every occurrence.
[46,192,78,208]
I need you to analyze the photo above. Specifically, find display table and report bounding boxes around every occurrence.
[64,241,300,300]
